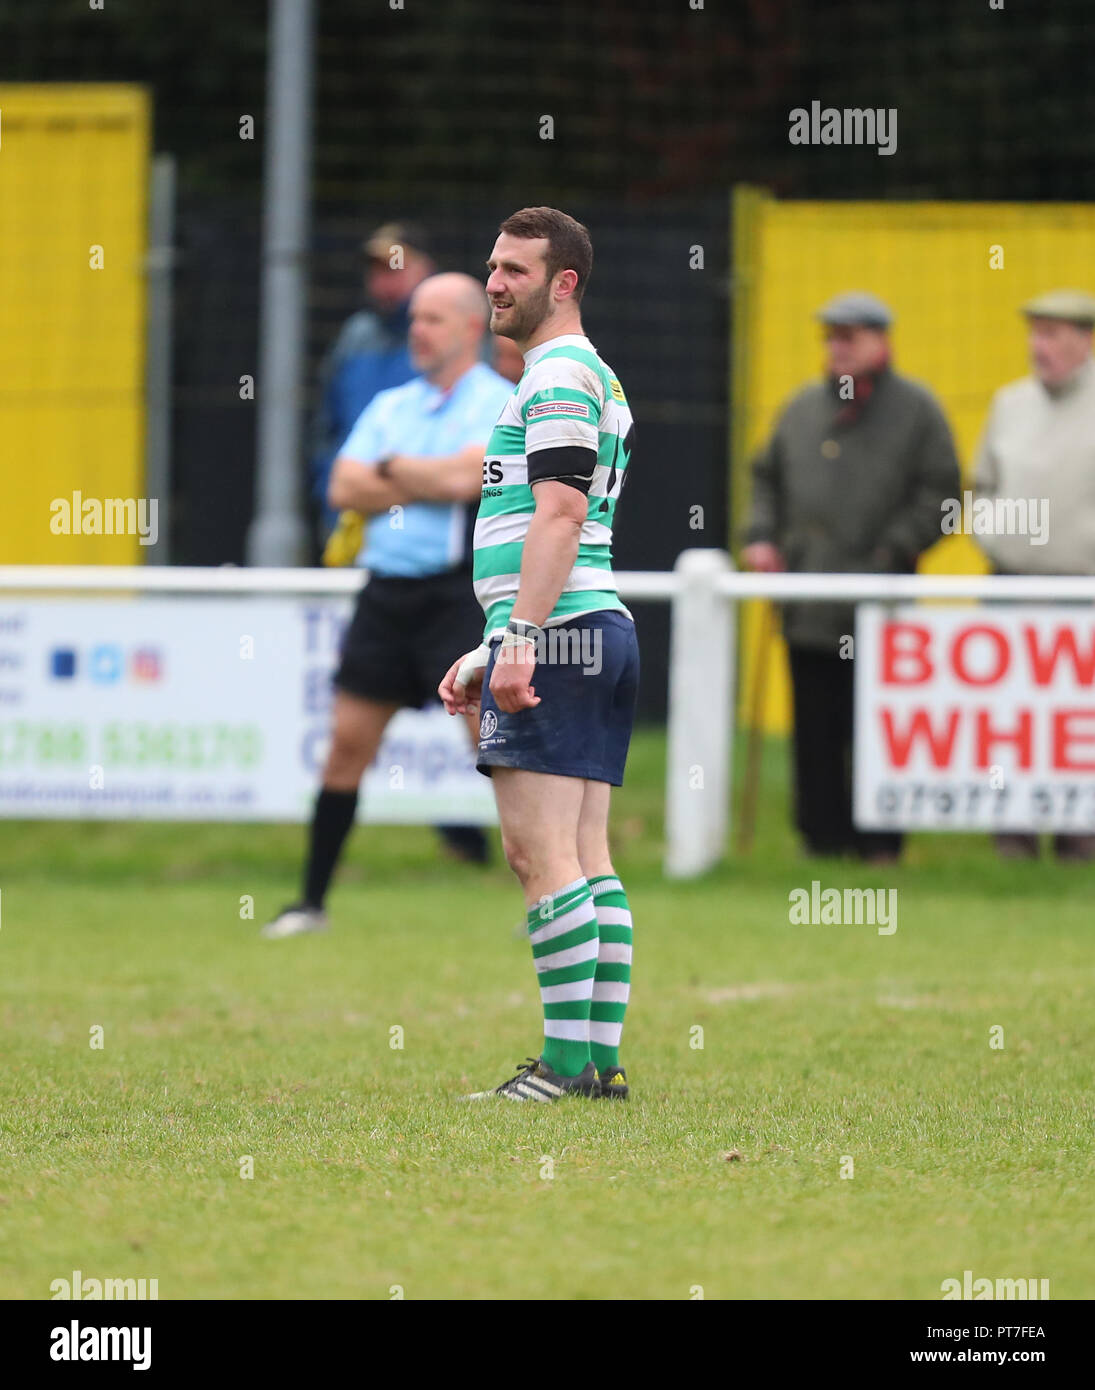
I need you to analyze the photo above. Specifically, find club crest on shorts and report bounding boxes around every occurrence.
[480,709,498,739]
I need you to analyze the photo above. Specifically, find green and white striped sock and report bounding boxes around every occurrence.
[528,877,599,1078]
[588,875,633,1075]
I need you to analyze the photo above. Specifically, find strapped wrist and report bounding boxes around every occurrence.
[500,617,542,660]
[505,617,543,642]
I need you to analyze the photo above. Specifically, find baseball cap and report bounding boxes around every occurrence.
[362,221,431,262]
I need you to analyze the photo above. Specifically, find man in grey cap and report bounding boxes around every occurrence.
[742,290,961,862]
[973,289,1095,862]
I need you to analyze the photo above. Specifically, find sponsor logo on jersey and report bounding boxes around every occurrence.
[526,401,590,420]
[609,377,626,403]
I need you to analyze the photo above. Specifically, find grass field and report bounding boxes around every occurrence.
[3,729,1093,1301]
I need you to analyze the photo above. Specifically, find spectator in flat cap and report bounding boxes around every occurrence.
[310,222,436,541]
[973,288,1095,862]
[814,290,894,329]
[742,290,961,863]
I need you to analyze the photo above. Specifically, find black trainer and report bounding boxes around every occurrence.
[596,1064,629,1100]
[464,1056,599,1102]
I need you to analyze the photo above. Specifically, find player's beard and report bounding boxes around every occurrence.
[493,281,552,343]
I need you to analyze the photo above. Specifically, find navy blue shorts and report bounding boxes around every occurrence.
[476,611,639,786]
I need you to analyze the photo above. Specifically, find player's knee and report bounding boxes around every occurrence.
[500,833,535,886]
[577,827,610,871]
[579,849,613,881]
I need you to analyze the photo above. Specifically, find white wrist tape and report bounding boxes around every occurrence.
[455,643,490,689]
[499,630,536,660]
[500,617,542,661]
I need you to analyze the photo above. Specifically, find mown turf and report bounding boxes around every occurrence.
[2,730,1092,1300]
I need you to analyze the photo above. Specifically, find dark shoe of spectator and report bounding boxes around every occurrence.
[802,838,855,858]
[1053,834,1095,863]
[856,833,903,865]
[994,833,1039,860]
[437,825,491,864]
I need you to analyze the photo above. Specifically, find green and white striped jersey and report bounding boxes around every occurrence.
[473,333,635,640]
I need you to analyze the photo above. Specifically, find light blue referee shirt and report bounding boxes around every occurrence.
[338,361,514,578]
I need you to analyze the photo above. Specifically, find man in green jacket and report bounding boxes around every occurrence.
[742,291,961,862]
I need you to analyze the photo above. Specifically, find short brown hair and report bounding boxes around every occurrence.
[498,207,593,301]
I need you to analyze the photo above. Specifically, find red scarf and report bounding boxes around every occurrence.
[830,351,891,427]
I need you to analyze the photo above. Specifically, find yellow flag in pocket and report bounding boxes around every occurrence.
[323,510,365,567]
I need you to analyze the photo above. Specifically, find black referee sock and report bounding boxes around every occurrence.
[303,787,359,909]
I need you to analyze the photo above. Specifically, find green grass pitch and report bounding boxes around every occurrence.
[2,731,1092,1300]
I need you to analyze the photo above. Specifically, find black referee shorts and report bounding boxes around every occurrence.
[333,566,484,709]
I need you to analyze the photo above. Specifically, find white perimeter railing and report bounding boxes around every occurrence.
[3,552,1095,877]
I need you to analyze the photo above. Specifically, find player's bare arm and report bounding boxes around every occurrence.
[441,478,587,716]
[488,479,586,714]
[510,479,587,625]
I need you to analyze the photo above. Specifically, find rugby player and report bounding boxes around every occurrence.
[439,208,639,1101]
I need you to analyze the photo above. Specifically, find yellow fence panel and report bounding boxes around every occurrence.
[732,189,1095,733]
[0,85,149,562]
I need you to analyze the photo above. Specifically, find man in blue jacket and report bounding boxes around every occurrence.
[310,222,436,538]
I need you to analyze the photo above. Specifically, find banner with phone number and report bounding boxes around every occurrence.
[855,604,1095,832]
[0,596,495,824]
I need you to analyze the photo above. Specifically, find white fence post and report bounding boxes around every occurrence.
[665,548,733,877]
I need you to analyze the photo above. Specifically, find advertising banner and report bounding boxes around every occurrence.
[855,604,1095,832]
[0,596,495,824]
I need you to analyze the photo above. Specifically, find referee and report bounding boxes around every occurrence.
[262,273,513,939]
